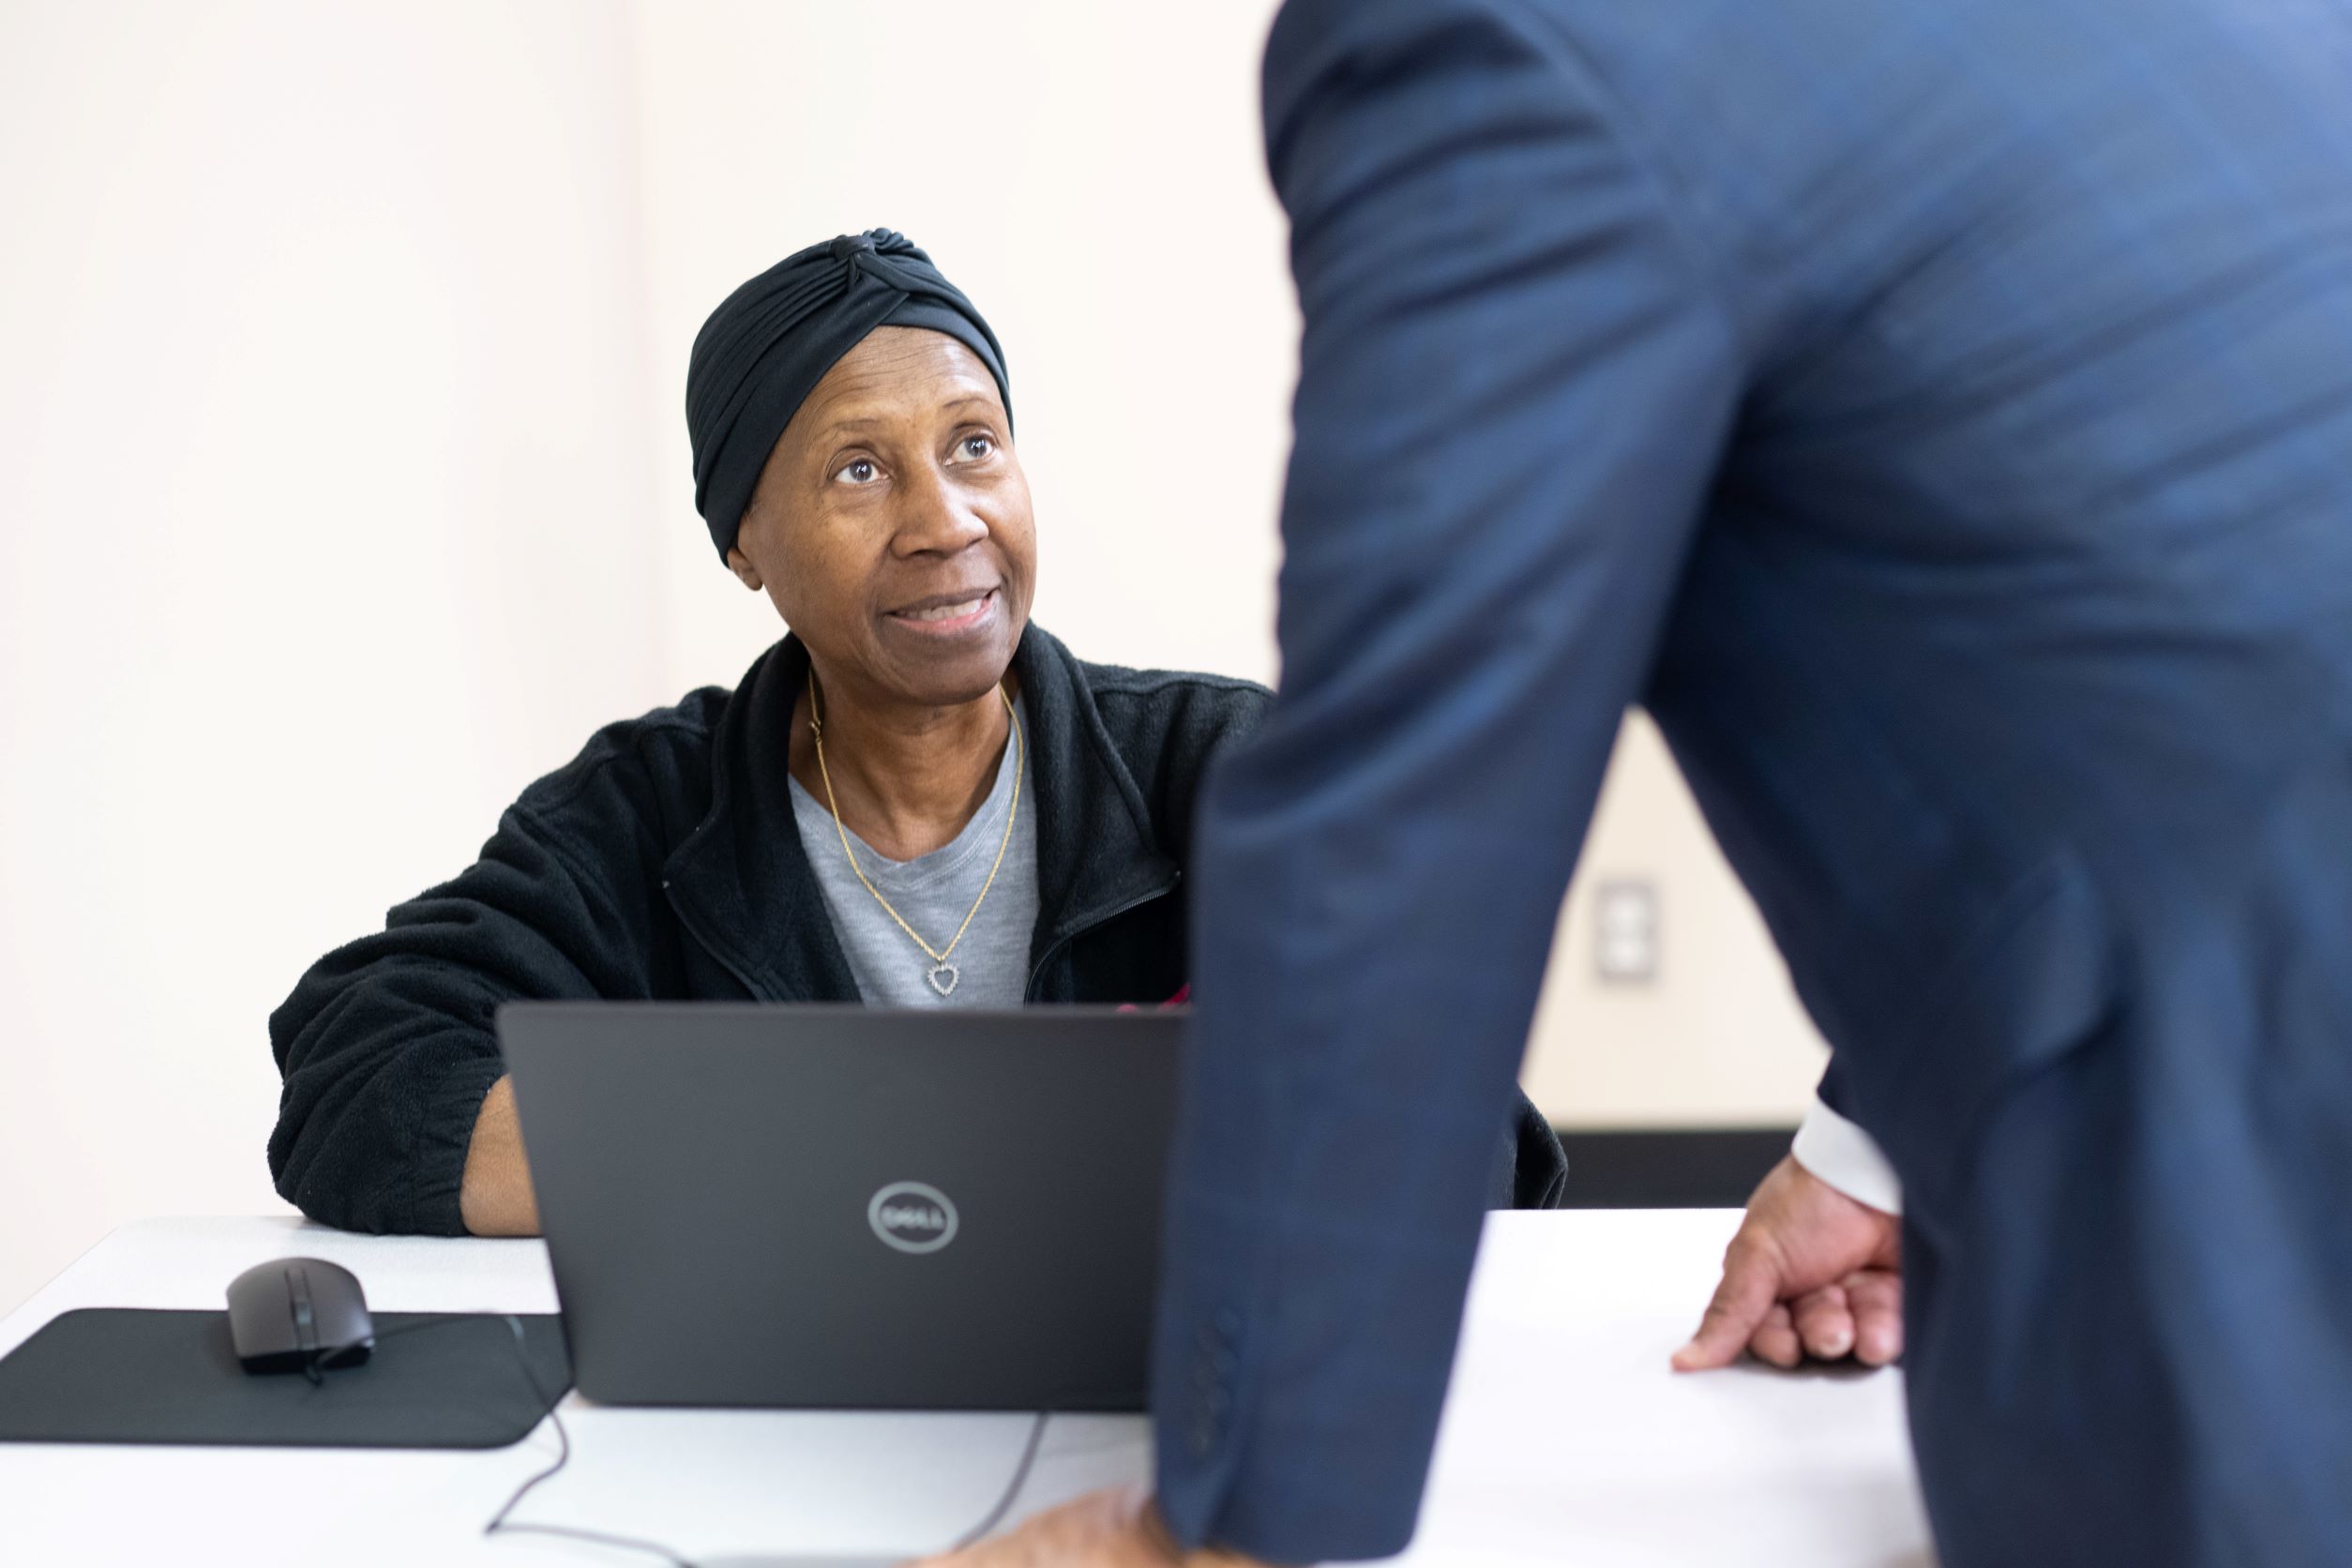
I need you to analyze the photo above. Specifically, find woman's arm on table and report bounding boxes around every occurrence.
[268,755,671,1237]
[458,1075,539,1236]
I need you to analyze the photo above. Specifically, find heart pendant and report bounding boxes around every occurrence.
[927,962,960,997]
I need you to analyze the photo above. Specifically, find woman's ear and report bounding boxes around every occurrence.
[724,544,763,592]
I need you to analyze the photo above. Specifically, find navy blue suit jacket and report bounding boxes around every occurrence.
[1153,0,2352,1561]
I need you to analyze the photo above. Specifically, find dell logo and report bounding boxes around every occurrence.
[867,1181,959,1255]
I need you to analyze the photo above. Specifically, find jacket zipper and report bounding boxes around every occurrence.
[661,879,776,1001]
[1024,870,1182,1002]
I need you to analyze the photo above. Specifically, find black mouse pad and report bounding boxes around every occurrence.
[0,1309,571,1449]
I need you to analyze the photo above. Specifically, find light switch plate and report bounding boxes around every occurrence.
[1594,878,1659,984]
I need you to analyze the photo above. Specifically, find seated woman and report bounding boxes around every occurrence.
[266,230,1566,1236]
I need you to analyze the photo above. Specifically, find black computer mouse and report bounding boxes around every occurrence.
[226,1257,375,1374]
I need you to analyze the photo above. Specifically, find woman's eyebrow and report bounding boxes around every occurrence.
[813,392,997,444]
[809,412,900,448]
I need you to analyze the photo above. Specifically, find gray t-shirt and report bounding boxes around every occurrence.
[787,702,1038,1007]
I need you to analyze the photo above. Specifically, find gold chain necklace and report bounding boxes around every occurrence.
[807,666,1023,998]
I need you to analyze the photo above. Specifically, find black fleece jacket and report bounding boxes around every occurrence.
[267,625,1567,1234]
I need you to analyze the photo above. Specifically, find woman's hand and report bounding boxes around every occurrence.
[1672,1154,1903,1370]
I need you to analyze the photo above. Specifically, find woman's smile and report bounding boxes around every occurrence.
[884,585,999,637]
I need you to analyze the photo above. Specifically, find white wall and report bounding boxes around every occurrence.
[0,0,671,1316]
[0,0,1825,1320]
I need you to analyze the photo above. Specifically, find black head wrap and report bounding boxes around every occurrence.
[686,229,1012,560]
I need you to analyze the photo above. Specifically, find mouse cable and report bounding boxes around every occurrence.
[306,1311,692,1565]
[943,1405,1051,1551]
[308,1313,1054,1566]
[473,1314,698,1567]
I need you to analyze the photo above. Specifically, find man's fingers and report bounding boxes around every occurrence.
[1750,1302,1802,1368]
[1791,1284,1855,1361]
[1844,1268,1904,1365]
[1672,1236,1786,1370]
[909,1485,1207,1566]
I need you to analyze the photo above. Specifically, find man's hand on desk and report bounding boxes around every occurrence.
[912,1486,1275,1568]
[1672,1154,1903,1372]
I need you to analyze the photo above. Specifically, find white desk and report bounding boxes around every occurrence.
[0,1213,1933,1567]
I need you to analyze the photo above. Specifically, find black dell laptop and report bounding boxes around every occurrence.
[498,1003,1184,1411]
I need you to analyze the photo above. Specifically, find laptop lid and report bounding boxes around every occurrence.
[498,1003,1183,1411]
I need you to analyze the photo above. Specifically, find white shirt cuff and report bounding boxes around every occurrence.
[1791,1093,1904,1216]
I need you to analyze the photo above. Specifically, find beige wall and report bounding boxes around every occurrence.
[0,0,1823,1319]
[1526,716,1829,1126]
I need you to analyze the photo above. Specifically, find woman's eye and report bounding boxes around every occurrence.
[835,458,879,485]
[958,434,995,461]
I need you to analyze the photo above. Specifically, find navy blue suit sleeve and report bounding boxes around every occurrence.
[1153,1,1743,1556]
[1817,1052,1857,1119]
